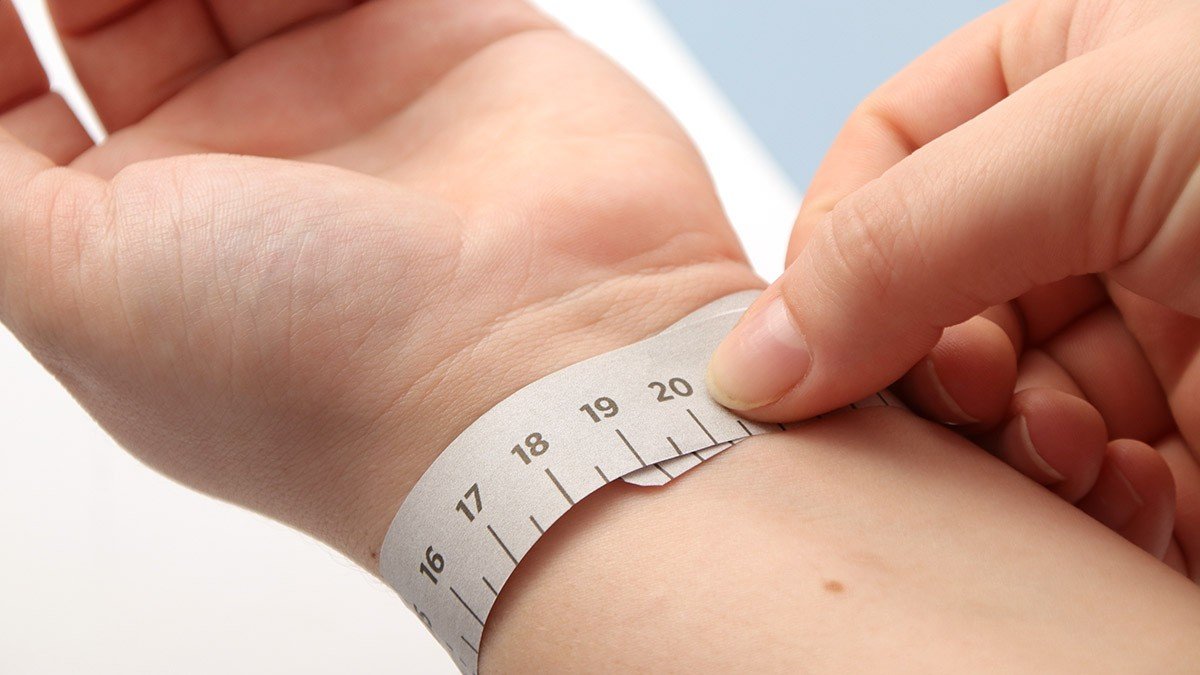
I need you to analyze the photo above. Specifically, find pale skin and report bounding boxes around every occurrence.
[0,0,1196,672]
[486,416,1200,672]
[709,0,1200,578]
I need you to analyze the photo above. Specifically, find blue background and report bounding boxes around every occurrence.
[652,1,1003,190]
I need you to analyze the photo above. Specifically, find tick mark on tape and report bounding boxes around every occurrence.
[381,293,774,666]
[778,423,788,431]
[461,635,480,654]
[737,420,753,436]
[654,462,673,480]
[667,436,684,456]
[529,515,545,534]
[450,586,484,626]
[486,524,518,565]
[482,576,500,597]
[876,392,888,406]
[687,408,717,444]
[615,428,646,466]
[545,467,575,505]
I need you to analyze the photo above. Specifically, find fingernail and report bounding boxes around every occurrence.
[922,358,979,425]
[1015,416,1065,483]
[707,295,811,410]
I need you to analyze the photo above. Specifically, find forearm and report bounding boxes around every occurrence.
[323,263,1200,671]
[105,239,1194,671]
[481,408,1200,672]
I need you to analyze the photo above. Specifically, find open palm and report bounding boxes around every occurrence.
[0,0,758,563]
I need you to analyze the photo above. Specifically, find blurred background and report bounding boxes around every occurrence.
[1,1,996,673]
[654,0,1001,189]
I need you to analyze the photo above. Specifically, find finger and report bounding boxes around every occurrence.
[709,20,1200,419]
[48,1,370,133]
[1013,349,1085,398]
[979,303,1025,355]
[0,1,90,163]
[893,313,1016,427]
[0,0,45,111]
[1039,305,1174,443]
[58,1,552,172]
[786,0,1103,262]
[0,126,99,335]
[203,0,358,51]
[0,3,101,325]
[984,388,1107,503]
[1163,537,1188,576]
[1106,283,1200,446]
[0,126,55,210]
[47,0,231,131]
[1159,435,1200,581]
[1077,439,1176,560]
[1014,275,1108,345]
[1,93,92,164]
[893,276,1105,429]
[787,4,1015,261]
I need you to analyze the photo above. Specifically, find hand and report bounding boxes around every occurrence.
[705,0,1199,577]
[0,0,759,567]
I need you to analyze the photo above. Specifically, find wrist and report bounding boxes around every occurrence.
[479,408,1200,673]
[320,260,763,569]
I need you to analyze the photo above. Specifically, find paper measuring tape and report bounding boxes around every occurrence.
[380,291,898,673]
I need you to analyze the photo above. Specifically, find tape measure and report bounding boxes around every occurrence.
[379,291,897,673]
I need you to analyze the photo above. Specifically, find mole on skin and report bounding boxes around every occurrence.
[823,580,845,594]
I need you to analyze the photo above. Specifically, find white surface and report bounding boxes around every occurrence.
[1,1,799,673]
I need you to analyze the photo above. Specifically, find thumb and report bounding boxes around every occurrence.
[707,34,1200,421]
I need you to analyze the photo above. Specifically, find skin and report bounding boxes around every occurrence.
[708,0,1200,578]
[485,413,1200,672]
[1,0,1197,671]
[0,0,760,562]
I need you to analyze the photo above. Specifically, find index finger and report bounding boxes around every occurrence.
[787,0,1155,262]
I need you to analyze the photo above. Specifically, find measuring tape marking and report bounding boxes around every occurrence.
[380,291,896,673]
